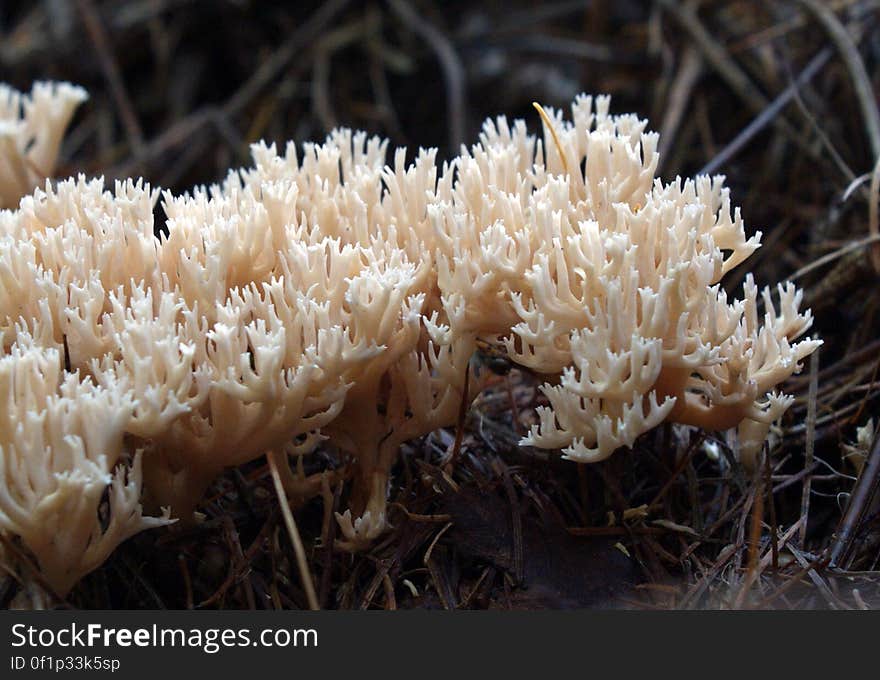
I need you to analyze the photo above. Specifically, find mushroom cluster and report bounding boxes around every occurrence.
[0,84,820,596]
[0,81,87,209]
[431,97,820,467]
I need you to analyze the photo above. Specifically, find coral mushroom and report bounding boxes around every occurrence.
[0,82,821,590]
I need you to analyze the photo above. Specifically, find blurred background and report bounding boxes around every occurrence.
[3,0,880,608]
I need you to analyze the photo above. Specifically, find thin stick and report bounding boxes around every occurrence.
[764,447,779,571]
[800,348,820,546]
[178,554,194,610]
[423,522,453,565]
[498,461,524,585]
[830,422,880,567]
[267,451,319,611]
[318,478,342,608]
[868,153,880,273]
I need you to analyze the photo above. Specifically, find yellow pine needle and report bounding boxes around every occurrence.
[532,101,569,176]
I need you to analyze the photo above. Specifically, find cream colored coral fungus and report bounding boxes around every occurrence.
[0,333,170,597]
[139,137,450,522]
[0,81,820,583]
[431,95,820,467]
[210,134,475,548]
[0,82,86,209]
[0,176,161,365]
